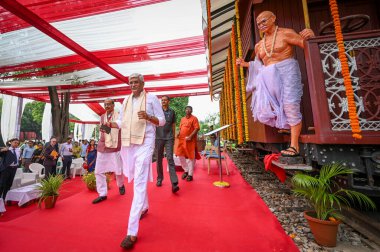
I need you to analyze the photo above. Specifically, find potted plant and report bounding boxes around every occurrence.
[82,171,110,191]
[292,163,375,247]
[37,174,64,209]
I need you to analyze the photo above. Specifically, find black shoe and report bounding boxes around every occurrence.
[119,185,125,195]
[186,175,193,181]
[140,209,148,220]
[156,180,162,187]
[120,235,137,250]
[92,196,107,204]
[172,185,180,193]
[181,172,188,180]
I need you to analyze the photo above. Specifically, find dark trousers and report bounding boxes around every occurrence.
[0,166,17,199]
[62,155,73,178]
[156,139,178,185]
[45,164,57,178]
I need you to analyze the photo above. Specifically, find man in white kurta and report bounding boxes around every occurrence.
[106,73,165,250]
[92,98,125,204]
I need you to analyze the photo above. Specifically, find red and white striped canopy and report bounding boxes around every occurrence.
[0,0,209,114]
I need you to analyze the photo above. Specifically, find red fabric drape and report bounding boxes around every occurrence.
[263,153,286,183]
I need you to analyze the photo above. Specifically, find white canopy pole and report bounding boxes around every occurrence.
[41,103,53,142]
[1,95,25,142]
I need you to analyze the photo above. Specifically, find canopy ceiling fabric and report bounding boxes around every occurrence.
[200,0,263,97]
[0,0,209,106]
[201,0,236,97]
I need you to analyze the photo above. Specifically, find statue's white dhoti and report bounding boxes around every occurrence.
[247,58,303,129]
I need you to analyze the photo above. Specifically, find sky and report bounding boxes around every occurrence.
[188,95,219,121]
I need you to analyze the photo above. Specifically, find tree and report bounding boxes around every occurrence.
[20,101,45,138]
[69,114,80,136]
[204,112,220,128]
[49,87,70,142]
[198,112,220,138]
[49,76,87,142]
[170,96,189,126]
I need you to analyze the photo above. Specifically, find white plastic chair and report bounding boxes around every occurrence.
[56,157,63,174]
[29,163,45,180]
[11,168,38,189]
[71,158,85,178]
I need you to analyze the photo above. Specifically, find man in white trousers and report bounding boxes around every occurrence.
[92,98,125,204]
[105,73,165,250]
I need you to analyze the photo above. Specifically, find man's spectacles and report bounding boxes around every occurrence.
[257,16,273,26]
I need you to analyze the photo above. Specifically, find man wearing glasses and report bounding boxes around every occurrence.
[43,137,59,177]
[105,73,165,249]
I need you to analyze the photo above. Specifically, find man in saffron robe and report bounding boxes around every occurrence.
[175,106,200,181]
[92,98,125,204]
[105,73,165,250]
[236,11,314,157]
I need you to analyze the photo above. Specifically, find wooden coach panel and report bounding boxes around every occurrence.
[308,0,380,35]
[303,30,380,144]
[246,94,285,143]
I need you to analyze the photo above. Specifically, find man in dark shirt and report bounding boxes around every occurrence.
[155,95,179,193]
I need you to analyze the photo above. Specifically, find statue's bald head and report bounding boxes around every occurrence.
[257,11,275,20]
[256,11,276,32]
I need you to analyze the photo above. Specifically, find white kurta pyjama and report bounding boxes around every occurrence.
[117,92,165,236]
[95,152,124,197]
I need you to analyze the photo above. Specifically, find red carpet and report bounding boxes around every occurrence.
[0,156,298,252]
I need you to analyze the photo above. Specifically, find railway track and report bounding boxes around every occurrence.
[229,150,380,251]
[342,207,380,249]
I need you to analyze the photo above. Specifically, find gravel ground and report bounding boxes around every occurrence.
[229,150,375,252]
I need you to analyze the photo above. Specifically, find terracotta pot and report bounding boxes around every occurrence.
[304,211,341,247]
[44,195,58,209]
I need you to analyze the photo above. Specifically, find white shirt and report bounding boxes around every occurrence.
[116,92,165,138]
[60,142,73,156]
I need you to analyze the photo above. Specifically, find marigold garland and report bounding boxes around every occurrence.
[235,0,249,142]
[223,73,230,139]
[220,93,225,138]
[207,0,213,100]
[227,48,237,140]
[329,0,362,139]
[221,78,226,138]
[231,24,244,144]
[226,53,231,139]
